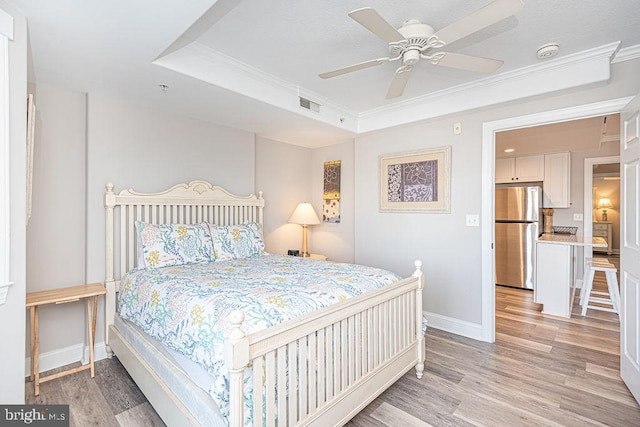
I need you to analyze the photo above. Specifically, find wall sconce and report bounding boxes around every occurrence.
[288,203,320,257]
[597,197,613,221]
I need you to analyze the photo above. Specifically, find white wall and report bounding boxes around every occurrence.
[254,136,356,262]
[311,141,355,263]
[255,136,312,256]
[25,83,87,358]
[0,0,27,403]
[85,92,256,289]
[355,58,640,327]
[23,88,256,368]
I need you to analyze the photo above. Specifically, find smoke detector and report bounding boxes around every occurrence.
[536,43,560,59]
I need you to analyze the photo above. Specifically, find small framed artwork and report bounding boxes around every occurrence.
[323,160,341,223]
[379,146,451,213]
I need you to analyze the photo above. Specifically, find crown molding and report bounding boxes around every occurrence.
[153,42,359,132]
[612,44,640,63]
[357,42,620,133]
[156,39,625,138]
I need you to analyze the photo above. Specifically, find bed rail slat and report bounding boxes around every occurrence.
[317,329,325,408]
[336,318,353,394]
[354,313,361,382]
[276,346,286,427]
[298,337,307,423]
[266,351,276,427]
[307,332,317,416]
[252,356,264,427]
[325,325,334,402]
[288,342,298,425]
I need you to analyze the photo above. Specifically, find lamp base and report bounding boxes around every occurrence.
[602,211,608,221]
[300,252,310,258]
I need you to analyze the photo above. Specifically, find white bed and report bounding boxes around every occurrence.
[104,180,425,426]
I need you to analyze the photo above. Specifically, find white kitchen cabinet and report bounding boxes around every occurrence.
[543,152,571,208]
[495,155,545,183]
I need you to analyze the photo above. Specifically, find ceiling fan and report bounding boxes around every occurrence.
[319,0,524,99]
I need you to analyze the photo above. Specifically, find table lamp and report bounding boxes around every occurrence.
[597,197,613,221]
[288,202,320,257]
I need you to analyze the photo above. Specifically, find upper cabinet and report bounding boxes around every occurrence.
[543,152,571,208]
[495,155,545,184]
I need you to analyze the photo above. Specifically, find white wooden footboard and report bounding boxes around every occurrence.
[225,261,425,427]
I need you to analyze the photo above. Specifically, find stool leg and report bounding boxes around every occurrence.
[606,270,621,314]
[581,268,595,307]
[580,264,591,306]
[581,269,595,316]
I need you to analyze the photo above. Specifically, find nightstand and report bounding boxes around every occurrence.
[26,283,106,396]
[593,222,613,255]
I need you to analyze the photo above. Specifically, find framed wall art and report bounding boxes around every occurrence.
[379,146,451,213]
[323,160,341,223]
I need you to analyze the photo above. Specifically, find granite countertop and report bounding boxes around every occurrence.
[537,234,607,247]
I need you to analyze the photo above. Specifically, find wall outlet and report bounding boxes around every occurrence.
[466,214,480,226]
[573,213,583,221]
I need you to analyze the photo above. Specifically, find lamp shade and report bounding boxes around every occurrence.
[288,203,320,225]
[597,198,613,209]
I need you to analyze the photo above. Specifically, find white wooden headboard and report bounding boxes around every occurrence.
[103,180,265,332]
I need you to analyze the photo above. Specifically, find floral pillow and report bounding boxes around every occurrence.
[135,221,215,268]
[209,221,266,261]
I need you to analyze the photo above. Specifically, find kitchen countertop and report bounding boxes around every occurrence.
[537,234,607,247]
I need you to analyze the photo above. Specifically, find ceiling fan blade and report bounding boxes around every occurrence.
[430,52,503,73]
[349,7,406,44]
[386,66,413,99]
[431,0,524,46]
[319,57,390,79]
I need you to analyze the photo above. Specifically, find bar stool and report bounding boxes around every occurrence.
[580,257,608,304]
[579,257,611,304]
[580,261,620,316]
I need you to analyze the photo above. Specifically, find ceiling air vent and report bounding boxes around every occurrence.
[299,97,320,113]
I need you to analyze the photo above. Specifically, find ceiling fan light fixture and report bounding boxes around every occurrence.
[536,43,560,60]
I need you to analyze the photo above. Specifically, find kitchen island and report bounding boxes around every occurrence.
[535,234,607,318]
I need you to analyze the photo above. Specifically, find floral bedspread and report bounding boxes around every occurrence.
[117,254,401,424]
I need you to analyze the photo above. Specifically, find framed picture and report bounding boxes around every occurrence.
[379,146,451,213]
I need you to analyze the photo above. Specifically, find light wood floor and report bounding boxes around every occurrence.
[27,255,640,426]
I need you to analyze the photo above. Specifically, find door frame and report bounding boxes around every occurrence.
[480,96,634,342]
[583,155,620,263]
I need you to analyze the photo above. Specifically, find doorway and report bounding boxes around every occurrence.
[480,97,634,342]
[584,156,620,265]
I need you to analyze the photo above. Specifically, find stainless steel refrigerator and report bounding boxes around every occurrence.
[495,184,542,289]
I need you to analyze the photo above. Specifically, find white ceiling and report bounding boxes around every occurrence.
[8,0,640,147]
[496,114,620,158]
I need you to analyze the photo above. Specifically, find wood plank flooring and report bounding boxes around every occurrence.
[26,255,640,425]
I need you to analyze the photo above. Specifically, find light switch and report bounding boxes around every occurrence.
[453,122,462,135]
[466,214,480,227]
[573,213,583,221]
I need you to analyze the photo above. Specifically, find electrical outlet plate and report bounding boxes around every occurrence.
[466,214,480,226]
[573,213,583,221]
[453,122,462,135]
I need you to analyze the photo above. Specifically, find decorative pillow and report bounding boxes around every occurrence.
[135,223,146,269]
[136,221,214,268]
[209,221,266,261]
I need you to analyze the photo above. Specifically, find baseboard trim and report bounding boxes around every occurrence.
[424,311,484,341]
[25,342,108,377]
